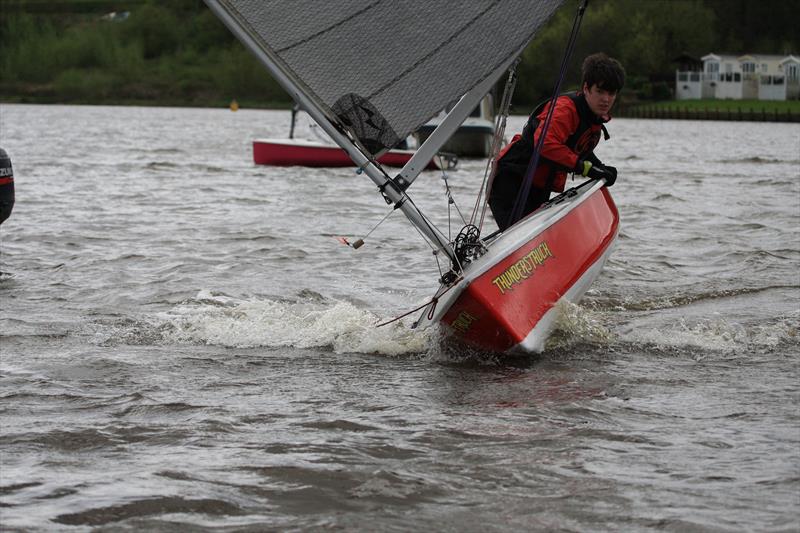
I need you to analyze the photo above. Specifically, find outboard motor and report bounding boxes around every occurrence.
[0,147,14,225]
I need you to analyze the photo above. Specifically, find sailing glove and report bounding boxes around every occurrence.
[576,159,616,187]
[603,165,617,187]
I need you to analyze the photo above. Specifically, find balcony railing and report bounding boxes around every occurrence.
[676,71,796,85]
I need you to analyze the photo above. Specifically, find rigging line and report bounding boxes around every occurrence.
[406,211,438,252]
[508,0,588,227]
[374,278,462,328]
[401,192,460,266]
[407,200,465,274]
[376,179,458,268]
[472,60,519,230]
[442,173,467,228]
[447,184,452,241]
[361,207,396,242]
[432,249,445,279]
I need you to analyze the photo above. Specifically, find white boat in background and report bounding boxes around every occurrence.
[415,94,496,158]
[204,0,614,354]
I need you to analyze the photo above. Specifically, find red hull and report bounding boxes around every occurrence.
[253,139,440,169]
[431,184,619,353]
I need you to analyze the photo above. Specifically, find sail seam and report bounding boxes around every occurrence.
[366,0,502,102]
[276,0,385,53]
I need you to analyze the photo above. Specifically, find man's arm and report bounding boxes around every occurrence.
[533,99,580,170]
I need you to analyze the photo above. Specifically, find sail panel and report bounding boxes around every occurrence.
[215,0,564,154]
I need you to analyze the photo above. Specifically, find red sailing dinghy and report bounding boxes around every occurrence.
[206,0,611,354]
[416,181,618,352]
[252,138,446,170]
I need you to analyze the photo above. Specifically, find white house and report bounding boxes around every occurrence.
[676,53,800,101]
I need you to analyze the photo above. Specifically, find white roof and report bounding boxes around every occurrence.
[702,53,797,63]
[701,53,737,62]
[739,54,793,62]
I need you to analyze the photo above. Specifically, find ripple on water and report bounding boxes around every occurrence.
[53,497,246,526]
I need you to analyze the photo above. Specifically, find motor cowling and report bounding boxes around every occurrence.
[0,147,14,225]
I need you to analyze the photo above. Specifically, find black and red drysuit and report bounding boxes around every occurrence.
[488,91,610,231]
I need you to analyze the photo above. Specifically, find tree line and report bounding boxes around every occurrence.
[1,0,797,110]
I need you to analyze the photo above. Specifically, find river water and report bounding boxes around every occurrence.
[0,104,798,531]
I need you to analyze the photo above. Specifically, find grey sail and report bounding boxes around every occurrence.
[207,0,564,156]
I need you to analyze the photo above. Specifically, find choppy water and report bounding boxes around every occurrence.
[1,103,798,531]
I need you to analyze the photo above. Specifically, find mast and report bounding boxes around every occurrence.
[204,0,457,264]
[289,103,298,139]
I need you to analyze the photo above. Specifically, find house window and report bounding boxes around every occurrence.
[761,63,768,72]
[742,62,755,73]
[787,64,799,81]
[706,62,719,80]
[734,73,741,82]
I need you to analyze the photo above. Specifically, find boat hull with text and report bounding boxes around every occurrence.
[417,180,618,353]
[253,138,449,169]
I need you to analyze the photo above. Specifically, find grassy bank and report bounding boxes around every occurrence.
[620,99,800,122]
[645,99,800,113]
[0,7,291,108]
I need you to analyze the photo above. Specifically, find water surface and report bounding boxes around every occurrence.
[1,104,798,531]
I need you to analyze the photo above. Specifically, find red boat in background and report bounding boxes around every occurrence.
[253,138,453,170]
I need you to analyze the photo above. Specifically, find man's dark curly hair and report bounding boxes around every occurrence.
[582,53,625,92]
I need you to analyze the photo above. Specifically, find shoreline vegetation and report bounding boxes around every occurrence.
[1,1,798,119]
[616,99,800,122]
[3,98,798,123]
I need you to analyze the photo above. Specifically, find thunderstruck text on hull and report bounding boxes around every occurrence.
[204,0,614,354]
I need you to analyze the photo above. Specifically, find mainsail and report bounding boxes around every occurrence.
[205,1,563,157]
[206,0,564,263]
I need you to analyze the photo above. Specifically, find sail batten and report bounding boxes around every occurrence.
[209,0,564,155]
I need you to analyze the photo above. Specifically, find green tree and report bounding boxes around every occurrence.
[122,3,181,60]
[514,0,718,107]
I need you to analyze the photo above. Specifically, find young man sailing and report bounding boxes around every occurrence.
[489,53,625,231]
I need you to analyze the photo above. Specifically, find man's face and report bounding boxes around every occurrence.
[583,83,617,117]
